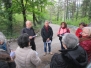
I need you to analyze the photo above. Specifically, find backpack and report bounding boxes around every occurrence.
[50,53,66,68]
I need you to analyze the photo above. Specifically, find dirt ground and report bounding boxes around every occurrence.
[9,24,76,68]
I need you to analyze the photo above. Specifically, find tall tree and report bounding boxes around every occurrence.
[20,0,27,27]
[3,0,13,35]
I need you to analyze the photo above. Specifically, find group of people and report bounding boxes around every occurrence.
[50,22,91,68]
[0,20,91,68]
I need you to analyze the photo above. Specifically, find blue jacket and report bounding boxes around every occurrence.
[0,42,7,51]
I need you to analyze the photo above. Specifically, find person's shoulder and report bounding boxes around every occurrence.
[29,50,37,57]
[77,28,82,30]
[22,28,26,30]
[49,26,52,29]
[66,28,70,30]
[49,26,51,28]
[15,47,20,52]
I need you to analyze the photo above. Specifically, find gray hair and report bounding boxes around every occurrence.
[83,27,91,36]
[26,20,32,24]
[62,33,79,49]
[0,32,6,42]
[45,20,49,23]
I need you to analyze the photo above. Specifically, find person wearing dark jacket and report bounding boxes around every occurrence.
[50,33,88,68]
[41,21,53,56]
[22,21,36,50]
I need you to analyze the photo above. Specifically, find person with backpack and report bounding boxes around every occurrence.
[50,33,88,68]
[57,22,70,50]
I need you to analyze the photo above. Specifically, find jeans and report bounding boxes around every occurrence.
[44,42,51,53]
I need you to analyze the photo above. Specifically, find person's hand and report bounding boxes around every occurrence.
[0,41,3,45]
[47,38,50,42]
[29,36,33,39]
[59,35,62,37]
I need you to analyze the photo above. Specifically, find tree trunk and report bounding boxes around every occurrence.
[4,0,13,36]
[21,0,27,27]
[33,11,36,26]
[66,0,68,20]
[32,0,36,26]
[88,1,91,19]
[57,11,59,21]
[76,0,79,20]
[71,0,76,19]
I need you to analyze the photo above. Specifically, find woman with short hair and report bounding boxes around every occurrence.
[79,27,91,62]
[41,20,53,55]
[50,33,88,68]
[15,33,41,68]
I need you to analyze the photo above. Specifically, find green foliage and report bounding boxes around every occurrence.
[52,17,90,26]
[0,0,53,38]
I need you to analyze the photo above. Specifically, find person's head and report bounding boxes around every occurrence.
[79,22,86,29]
[17,33,30,48]
[26,21,32,28]
[82,27,91,37]
[44,20,49,27]
[60,22,67,28]
[0,35,5,45]
[62,33,79,49]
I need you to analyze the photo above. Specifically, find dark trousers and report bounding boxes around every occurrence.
[30,40,36,51]
[59,37,65,50]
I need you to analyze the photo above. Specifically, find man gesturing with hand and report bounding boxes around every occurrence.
[22,21,36,51]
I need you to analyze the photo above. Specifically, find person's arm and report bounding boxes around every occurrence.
[32,28,36,35]
[41,28,46,39]
[49,27,53,39]
[75,28,81,38]
[31,51,41,66]
[67,28,70,33]
[21,28,26,34]
[57,28,61,37]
